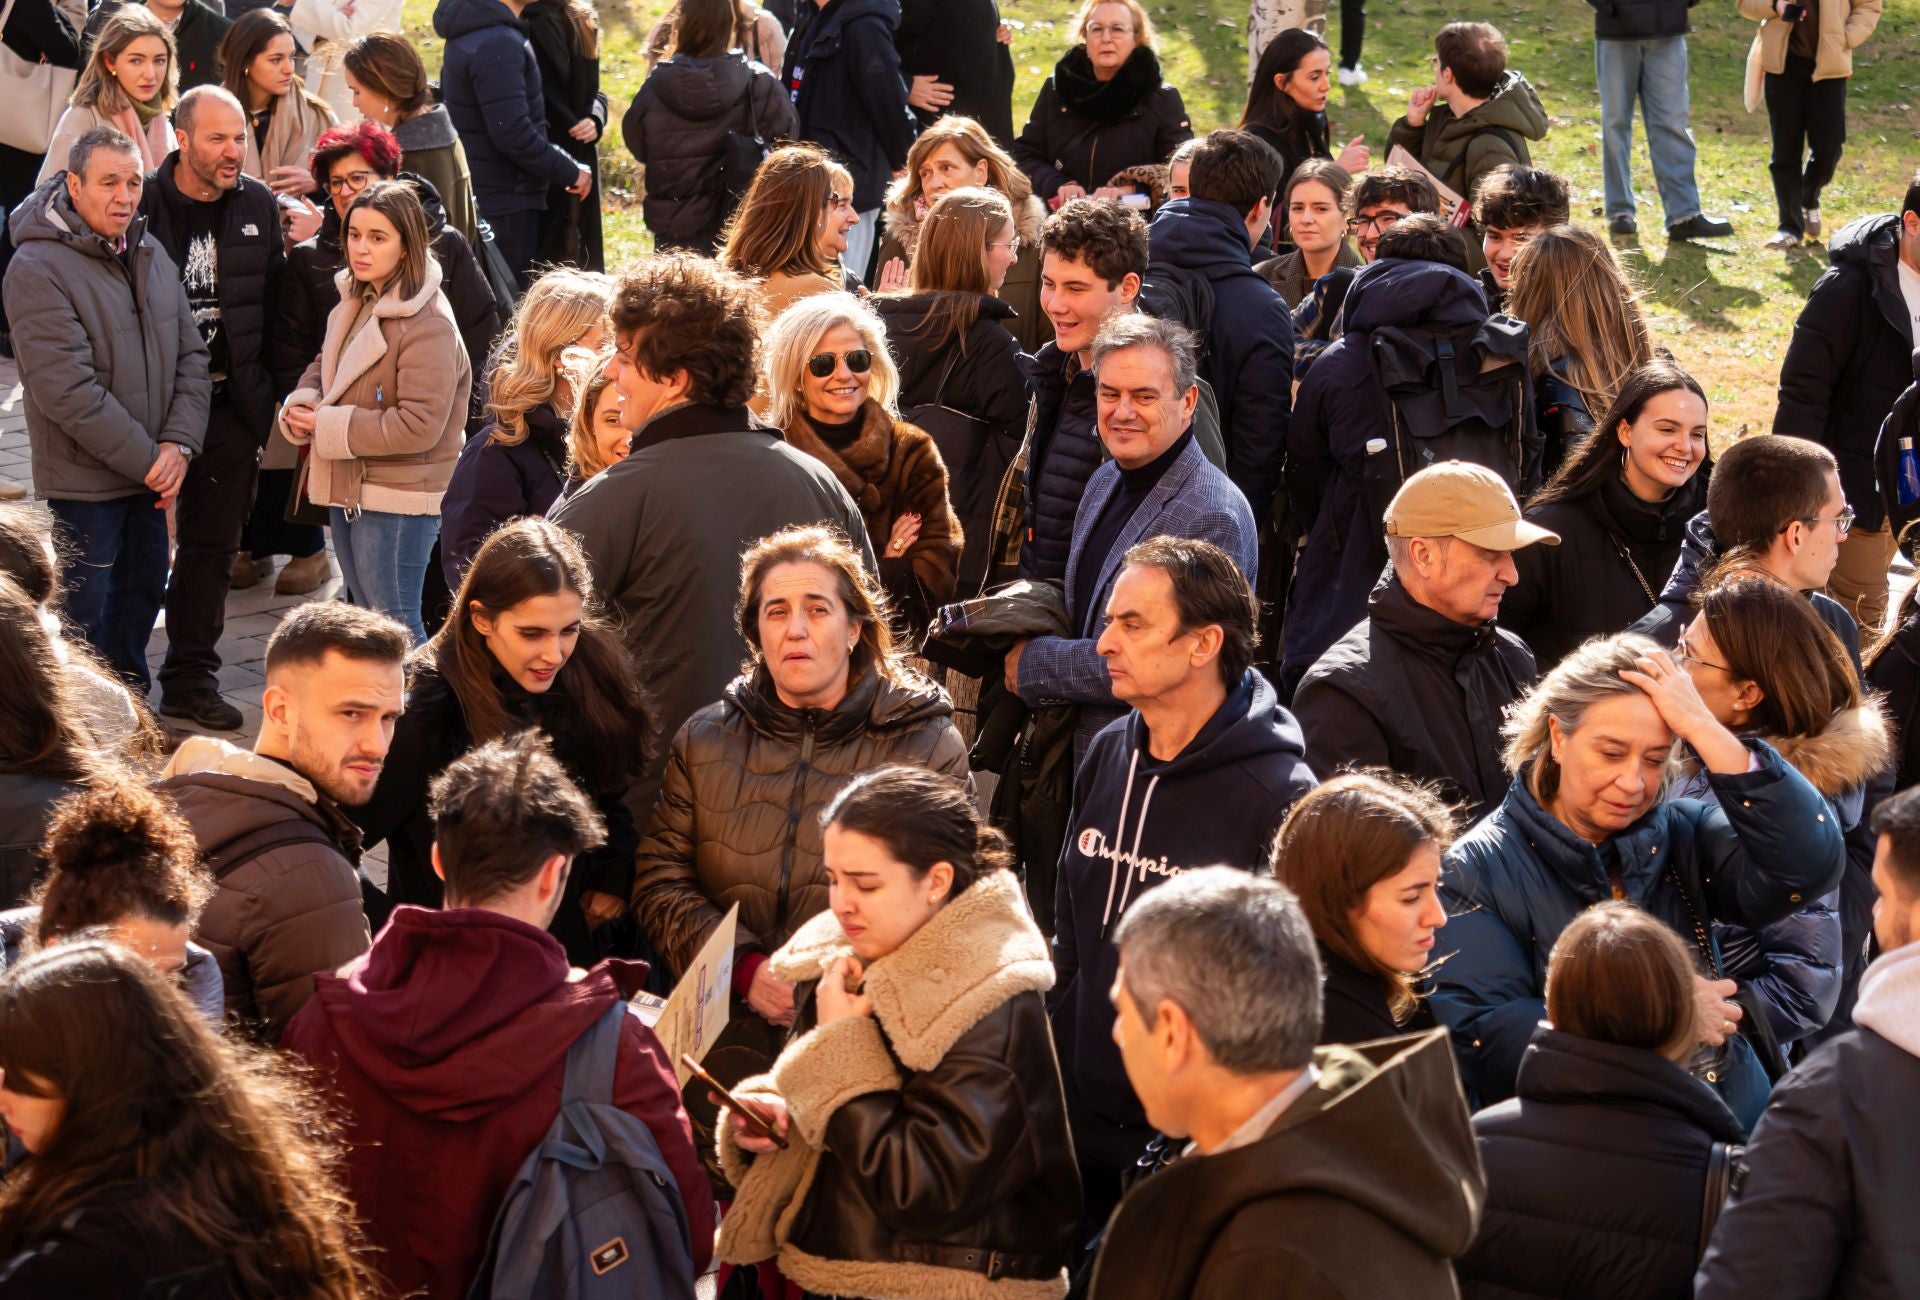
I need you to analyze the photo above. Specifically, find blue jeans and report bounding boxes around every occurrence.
[47,492,170,691]
[329,508,439,645]
[1596,35,1704,226]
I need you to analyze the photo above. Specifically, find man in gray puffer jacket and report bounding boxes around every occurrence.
[3,126,209,691]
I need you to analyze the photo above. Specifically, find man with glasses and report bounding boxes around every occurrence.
[138,85,284,732]
[1344,166,1439,263]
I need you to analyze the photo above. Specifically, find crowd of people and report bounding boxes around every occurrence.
[0,0,1916,1294]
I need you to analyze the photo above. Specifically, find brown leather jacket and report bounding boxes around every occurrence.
[632,664,969,978]
[717,870,1081,1299]
[157,737,371,1037]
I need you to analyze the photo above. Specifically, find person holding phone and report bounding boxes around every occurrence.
[218,8,335,229]
[1740,0,1882,250]
[714,766,1079,1299]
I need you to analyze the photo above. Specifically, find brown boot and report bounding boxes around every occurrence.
[230,552,272,590]
[274,551,331,596]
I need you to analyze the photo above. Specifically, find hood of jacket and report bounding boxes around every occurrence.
[1431,71,1549,145]
[298,905,647,1120]
[391,104,461,154]
[767,868,1051,1070]
[1656,509,1716,604]
[8,175,147,265]
[726,662,954,747]
[157,736,360,857]
[1513,1026,1747,1143]
[882,188,1046,260]
[804,0,900,46]
[1854,940,1920,1057]
[1828,210,1902,274]
[1146,197,1256,270]
[1751,705,1891,800]
[647,52,761,123]
[1096,1031,1481,1288]
[433,0,523,40]
[1052,43,1164,122]
[1342,256,1490,334]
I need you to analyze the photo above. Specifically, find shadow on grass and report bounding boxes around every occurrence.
[1624,239,1772,328]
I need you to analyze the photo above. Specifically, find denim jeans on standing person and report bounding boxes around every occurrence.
[1596,35,1704,227]
[329,508,439,645]
[1765,54,1848,240]
[46,491,170,693]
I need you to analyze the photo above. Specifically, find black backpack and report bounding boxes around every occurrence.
[1136,262,1218,368]
[717,83,770,227]
[1358,313,1539,525]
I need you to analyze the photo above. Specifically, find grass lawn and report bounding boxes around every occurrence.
[399,0,1920,436]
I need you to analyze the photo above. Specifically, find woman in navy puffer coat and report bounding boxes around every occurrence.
[1432,633,1845,1132]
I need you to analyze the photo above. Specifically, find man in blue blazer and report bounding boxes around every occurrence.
[1005,314,1258,764]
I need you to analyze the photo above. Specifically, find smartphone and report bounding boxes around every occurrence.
[1782,3,1808,19]
[682,1055,789,1150]
[275,192,305,213]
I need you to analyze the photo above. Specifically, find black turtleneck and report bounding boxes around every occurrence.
[1073,427,1194,626]
[804,407,862,451]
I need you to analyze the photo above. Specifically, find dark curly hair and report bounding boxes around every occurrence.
[30,782,211,944]
[611,254,763,409]
[1040,197,1149,288]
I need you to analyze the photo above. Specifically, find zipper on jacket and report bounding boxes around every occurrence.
[771,719,817,940]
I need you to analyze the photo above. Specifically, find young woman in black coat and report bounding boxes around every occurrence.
[1268,771,1456,1044]
[1457,902,1748,1299]
[1239,28,1369,247]
[524,0,607,270]
[872,187,1034,596]
[1503,360,1711,670]
[352,518,648,965]
[1012,0,1191,203]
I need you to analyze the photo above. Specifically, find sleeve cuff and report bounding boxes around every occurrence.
[313,405,354,461]
[732,950,769,1000]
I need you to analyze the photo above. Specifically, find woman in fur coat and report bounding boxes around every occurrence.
[717,766,1081,1300]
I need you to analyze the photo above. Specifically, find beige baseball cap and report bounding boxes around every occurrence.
[1383,461,1560,551]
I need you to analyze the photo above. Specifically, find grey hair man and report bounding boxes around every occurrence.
[3,125,210,690]
[1086,867,1483,1300]
[1007,316,1260,764]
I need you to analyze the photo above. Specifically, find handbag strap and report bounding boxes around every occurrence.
[1664,862,1723,980]
[1698,1141,1742,1260]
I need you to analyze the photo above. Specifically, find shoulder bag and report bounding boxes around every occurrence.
[0,0,79,154]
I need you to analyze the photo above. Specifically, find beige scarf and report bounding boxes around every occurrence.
[244,86,335,181]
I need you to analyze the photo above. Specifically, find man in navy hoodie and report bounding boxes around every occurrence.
[433,0,591,283]
[1050,534,1316,1238]
[1144,129,1293,527]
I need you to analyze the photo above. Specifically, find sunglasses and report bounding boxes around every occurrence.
[807,349,872,379]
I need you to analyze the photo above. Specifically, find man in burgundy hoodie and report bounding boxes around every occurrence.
[286,732,714,1296]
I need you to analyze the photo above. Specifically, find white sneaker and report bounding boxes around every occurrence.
[1763,230,1801,250]
[1338,63,1368,86]
[1803,208,1822,239]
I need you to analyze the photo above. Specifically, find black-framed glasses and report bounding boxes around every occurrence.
[1348,210,1405,235]
[1800,506,1856,537]
[326,170,376,194]
[807,348,872,378]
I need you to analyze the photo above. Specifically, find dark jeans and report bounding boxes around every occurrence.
[159,399,260,697]
[47,491,170,692]
[484,207,541,288]
[243,467,325,559]
[1764,54,1848,238]
[1340,0,1365,68]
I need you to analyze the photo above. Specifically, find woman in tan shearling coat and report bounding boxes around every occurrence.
[280,180,472,641]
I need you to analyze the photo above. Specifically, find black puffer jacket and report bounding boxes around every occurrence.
[1777,213,1916,532]
[623,51,799,251]
[1587,0,1698,40]
[139,155,283,436]
[1293,572,1537,822]
[269,174,501,402]
[1868,611,1920,790]
[1012,45,1192,200]
[1018,341,1101,584]
[714,870,1079,1298]
[896,0,1016,146]
[438,403,570,586]
[1504,470,1707,670]
[1458,1027,1746,1299]
[782,0,918,213]
[872,292,1032,591]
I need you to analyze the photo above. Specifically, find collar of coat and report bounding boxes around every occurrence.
[781,398,898,517]
[313,257,445,407]
[1678,703,1890,800]
[628,401,768,453]
[767,869,1053,1072]
[1052,44,1165,122]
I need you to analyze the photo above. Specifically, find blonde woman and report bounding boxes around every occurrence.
[1011,0,1191,203]
[278,181,473,642]
[37,7,177,185]
[764,292,961,631]
[872,187,1032,593]
[561,353,629,492]
[875,115,1049,351]
[1505,223,1654,477]
[440,267,612,585]
[219,8,336,199]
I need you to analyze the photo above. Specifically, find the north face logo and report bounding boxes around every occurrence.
[590,1238,628,1275]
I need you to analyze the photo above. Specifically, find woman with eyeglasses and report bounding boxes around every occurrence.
[251,120,501,599]
[720,144,864,325]
[871,188,1033,597]
[1011,0,1192,205]
[764,293,962,634]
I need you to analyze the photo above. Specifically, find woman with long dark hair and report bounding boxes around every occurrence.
[0,941,370,1296]
[341,32,480,248]
[720,144,861,320]
[525,0,607,269]
[219,8,335,199]
[1502,359,1711,668]
[1254,156,1360,307]
[1268,771,1456,1044]
[353,517,647,963]
[1240,28,1369,239]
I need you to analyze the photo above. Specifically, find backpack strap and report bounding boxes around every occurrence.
[204,819,339,882]
[563,1002,629,1111]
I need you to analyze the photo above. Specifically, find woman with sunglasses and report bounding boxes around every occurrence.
[763,293,962,634]
[251,120,502,597]
[872,188,1033,596]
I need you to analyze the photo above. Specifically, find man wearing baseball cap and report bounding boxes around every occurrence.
[1291,461,1559,820]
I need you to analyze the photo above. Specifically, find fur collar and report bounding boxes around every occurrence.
[781,398,897,518]
[1680,703,1890,797]
[1052,44,1164,122]
[768,869,1053,1071]
[883,189,1047,260]
[316,257,446,408]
